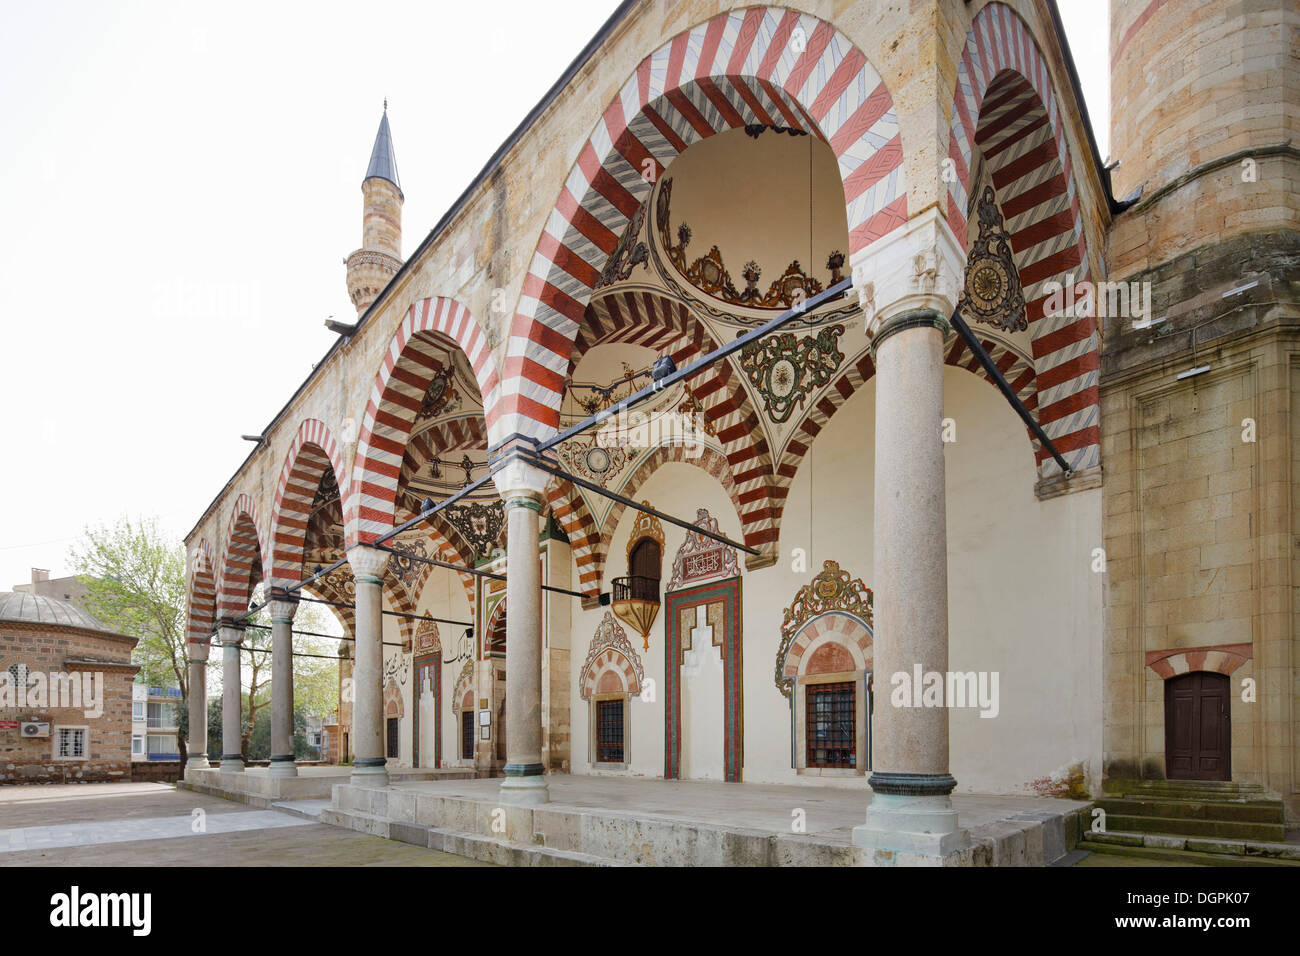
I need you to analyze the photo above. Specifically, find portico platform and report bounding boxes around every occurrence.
[320,774,1092,867]
[180,765,478,807]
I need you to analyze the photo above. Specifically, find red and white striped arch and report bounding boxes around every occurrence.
[349,297,497,546]
[598,444,743,590]
[773,334,1040,520]
[498,5,908,443]
[545,478,605,600]
[386,513,479,613]
[268,419,348,591]
[186,539,217,645]
[947,2,1099,476]
[576,291,776,545]
[217,493,267,622]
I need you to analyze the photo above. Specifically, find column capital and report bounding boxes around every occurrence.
[851,206,964,345]
[491,457,549,504]
[266,592,299,622]
[217,622,245,645]
[187,638,211,663]
[347,544,389,583]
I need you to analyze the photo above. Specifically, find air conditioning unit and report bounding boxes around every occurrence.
[20,722,50,738]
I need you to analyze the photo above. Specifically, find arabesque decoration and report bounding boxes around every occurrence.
[958,185,1027,333]
[775,560,873,699]
[739,325,845,424]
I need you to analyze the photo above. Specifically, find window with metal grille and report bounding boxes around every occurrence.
[596,699,624,764]
[461,711,474,760]
[386,717,399,758]
[55,727,87,760]
[806,682,855,768]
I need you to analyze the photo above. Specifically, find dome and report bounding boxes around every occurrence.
[0,591,108,632]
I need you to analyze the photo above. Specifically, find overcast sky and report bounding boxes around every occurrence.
[0,1,1108,588]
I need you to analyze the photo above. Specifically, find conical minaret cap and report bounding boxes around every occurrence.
[364,108,401,194]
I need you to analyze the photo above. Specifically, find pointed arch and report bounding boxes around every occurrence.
[349,296,497,546]
[497,6,908,443]
[187,539,217,645]
[216,493,267,621]
[545,477,605,600]
[597,444,744,589]
[385,521,478,619]
[570,289,778,546]
[772,334,1041,528]
[268,419,349,591]
[947,2,1099,476]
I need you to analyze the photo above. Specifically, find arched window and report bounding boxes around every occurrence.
[579,612,644,771]
[627,537,661,601]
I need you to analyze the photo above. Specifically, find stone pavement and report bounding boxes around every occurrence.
[0,782,489,867]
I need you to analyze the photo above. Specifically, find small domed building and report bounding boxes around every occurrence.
[0,591,139,784]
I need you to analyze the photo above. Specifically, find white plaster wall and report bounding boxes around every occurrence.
[567,363,1104,795]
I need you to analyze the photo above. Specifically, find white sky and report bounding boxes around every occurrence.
[0,1,1108,588]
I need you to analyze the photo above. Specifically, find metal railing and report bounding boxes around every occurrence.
[611,575,661,604]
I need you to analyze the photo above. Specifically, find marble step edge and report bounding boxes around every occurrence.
[1082,829,1300,861]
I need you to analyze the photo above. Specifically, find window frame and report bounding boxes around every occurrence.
[588,691,630,770]
[794,668,870,777]
[52,725,89,761]
[461,709,474,761]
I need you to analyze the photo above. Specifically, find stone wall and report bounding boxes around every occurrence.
[131,760,182,784]
[0,621,137,785]
[1099,233,1299,819]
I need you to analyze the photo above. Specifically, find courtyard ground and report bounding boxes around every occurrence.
[0,782,489,867]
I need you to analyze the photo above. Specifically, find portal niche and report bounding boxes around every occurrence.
[776,561,874,775]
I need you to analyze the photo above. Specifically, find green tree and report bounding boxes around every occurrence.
[70,516,190,765]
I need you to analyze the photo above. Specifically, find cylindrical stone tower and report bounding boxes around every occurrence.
[345,107,404,315]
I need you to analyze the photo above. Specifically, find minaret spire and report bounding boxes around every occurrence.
[345,105,405,315]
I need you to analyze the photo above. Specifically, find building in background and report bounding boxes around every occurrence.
[0,591,138,783]
[131,683,182,762]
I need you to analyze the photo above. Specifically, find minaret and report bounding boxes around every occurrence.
[345,103,404,315]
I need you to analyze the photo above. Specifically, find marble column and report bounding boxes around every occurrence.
[347,545,389,787]
[494,459,549,806]
[268,593,299,777]
[186,639,210,771]
[218,623,245,772]
[850,208,968,858]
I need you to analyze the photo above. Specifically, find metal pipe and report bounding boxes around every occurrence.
[239,622,403,649]
[292,592,472,628]
[949,308,1073,476]
[369,542,587,600]
[531,277,853,454]
[518,451,760,556]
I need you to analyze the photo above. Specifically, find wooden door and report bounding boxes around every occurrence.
[1165,672,1230,781]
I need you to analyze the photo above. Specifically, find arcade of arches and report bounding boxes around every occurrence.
[183,0,1300,861]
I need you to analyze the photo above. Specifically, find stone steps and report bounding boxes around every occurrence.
[1096,797,1283,823]
[1079,834,1300,867]
[1102,813,1285,842]
[321,804,625,865]
[1111,780,1270,803]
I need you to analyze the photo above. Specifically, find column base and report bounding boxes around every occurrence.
[219,756,245,773]
[350,757,389,788]
[185,754,210,771]
[498,773,550,806]
[852,792,969,857]
[267,756,298,777]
